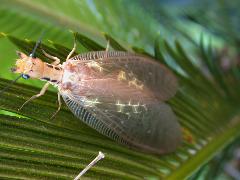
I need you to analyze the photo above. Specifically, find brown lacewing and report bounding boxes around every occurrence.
[10,35,182,155]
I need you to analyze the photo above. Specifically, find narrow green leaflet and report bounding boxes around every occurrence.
[0,33,239,179]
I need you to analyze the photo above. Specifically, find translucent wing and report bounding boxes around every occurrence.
[59,51,181,154]
[69,51,178,101]
[61,94,182,154]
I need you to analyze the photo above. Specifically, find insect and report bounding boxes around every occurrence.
[11,33,182,155]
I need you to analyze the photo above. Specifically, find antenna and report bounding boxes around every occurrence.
[0,31,46,96]
[29,30,46,58]
[0,75,22,95]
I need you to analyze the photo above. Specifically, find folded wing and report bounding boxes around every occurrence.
[60,51,181,154]
[62,94,182,154]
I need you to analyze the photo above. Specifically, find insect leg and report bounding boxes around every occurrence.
[105,40,110,52]
[102,41,110,60]
[66,35,76,61]
[41,49,61,65]
[74,151,105,180]
[50,92,62,119]
[18,83,50,111]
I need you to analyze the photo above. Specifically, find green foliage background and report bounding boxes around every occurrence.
[0,0,240,179]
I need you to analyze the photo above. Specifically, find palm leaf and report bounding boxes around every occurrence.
[0,0,240,179]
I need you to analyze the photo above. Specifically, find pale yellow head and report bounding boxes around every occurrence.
[12,51,44,79]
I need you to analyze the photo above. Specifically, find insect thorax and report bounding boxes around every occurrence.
[39,62,63,84]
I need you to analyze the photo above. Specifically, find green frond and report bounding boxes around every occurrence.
[0,0,240,179]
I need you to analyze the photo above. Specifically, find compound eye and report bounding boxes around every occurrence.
[22,74,30,79]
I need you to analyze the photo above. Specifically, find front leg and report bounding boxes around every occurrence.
[18,82,50,111]
[41,33,76,63]
[41,49,61,65]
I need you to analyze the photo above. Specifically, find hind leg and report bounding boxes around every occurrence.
[50,92,62,119]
